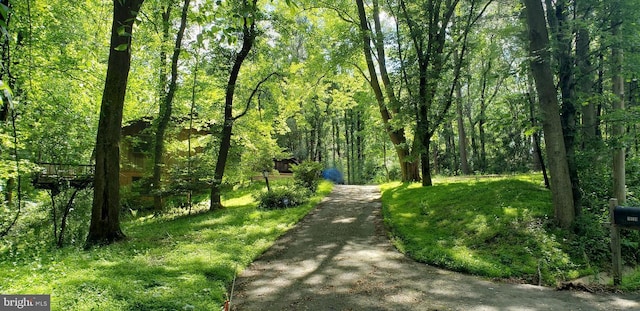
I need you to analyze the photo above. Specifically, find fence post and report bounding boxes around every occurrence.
[610,198,622,286]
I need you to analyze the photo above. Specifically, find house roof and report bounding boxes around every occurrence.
[122,117,216,138]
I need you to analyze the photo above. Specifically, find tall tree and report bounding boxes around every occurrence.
[86,0,145,247]
[546,0,581,215]
[576,0,597,147]
[152,0,190,211]
[610,0,625,204]
[0,0,19,238]
[398,0,488,185]
[354,0,420,182]
[210,0,259,210]
[454,52,470,175]
[523,0,575,228]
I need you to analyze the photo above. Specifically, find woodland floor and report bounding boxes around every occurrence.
[231,185,640,311]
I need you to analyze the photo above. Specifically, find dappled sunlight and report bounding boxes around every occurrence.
[222,193,255,207]
[0,182,335,310]
[332,217,357,223]
[406,183,424,190]
[465,213,489,235]
[503,206,519,217]
[380,174,593,283]
[153,183,639,311]
[608,296,640,309]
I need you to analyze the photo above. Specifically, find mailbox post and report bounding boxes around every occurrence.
[609,199,640,286]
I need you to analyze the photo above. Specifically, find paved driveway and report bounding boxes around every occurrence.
[232,185,640,311]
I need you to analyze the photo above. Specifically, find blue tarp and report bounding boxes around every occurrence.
[322,168,344,184]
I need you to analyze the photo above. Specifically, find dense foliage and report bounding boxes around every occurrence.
[291,160,324,192]
[0,0,638,293]
[255,186,310,209]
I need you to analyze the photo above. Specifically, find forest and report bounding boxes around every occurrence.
[1,0,640,308]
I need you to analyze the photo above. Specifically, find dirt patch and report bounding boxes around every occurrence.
[231,185,640,310]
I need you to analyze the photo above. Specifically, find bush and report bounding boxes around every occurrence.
[255,186,310,209]
[291,161,323,192]
[570,213,610,267]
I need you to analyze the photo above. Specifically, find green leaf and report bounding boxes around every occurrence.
[0,3,9,20]
[114,43,129,51]
[117,25,131,37]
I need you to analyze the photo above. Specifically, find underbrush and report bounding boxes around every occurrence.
[380,174,637,287]
[0,180,333,310]
[255,186,310,209]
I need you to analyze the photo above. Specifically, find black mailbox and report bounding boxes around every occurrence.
[613,206,640,228]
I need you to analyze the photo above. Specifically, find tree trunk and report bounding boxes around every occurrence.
[152,4,171,211]
[478,105,487,171]
[152,0,190,211]
[210,1,257,210]
[86,0,145,247]
[0,0,11,122]
[399,0,472,185]
[58,186,85,248]
[523,0,575,228]
[355,0,420,183]
[187,51,199,213]
[576,1,597,147]
[456,75,470,175]
[527,79,549,188]
[478,58,490,172]
[444,121,456,172]
[421,138,433,186]
[345,110,351,184]
[611,0,625,205]
[356,110,364,183]
[548,0,582,216]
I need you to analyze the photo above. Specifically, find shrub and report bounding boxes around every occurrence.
[570,213,610,267]
[291,161,323,192]
[255,186,310,209]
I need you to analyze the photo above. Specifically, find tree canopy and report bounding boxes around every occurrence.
[0,0,638,243]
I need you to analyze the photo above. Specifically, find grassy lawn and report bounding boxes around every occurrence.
[0,180,333,310]
[381,174,584,285]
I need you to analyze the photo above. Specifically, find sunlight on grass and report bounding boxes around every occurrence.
[222,193,255,207]
[0,181,334,310]
[381,173,584,285]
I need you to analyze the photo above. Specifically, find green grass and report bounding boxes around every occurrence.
[381,174,583,285]
[0,180,333,310]
[622,267,640,291]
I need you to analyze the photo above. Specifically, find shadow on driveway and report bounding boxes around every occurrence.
[232,185,639,311]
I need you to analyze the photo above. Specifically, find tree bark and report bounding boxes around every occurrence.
[523,0,574,228]
[576,0,597,147]
[0,0,11,122]
[611,0,625,205]
[210,0,257,210]
[397,0,460,186]
[152,0,190,211]
[86,0,145,247]
[548,0,582,216]
[455,69,470,175]
[526,77,549,187]
[355,0,420,183]
[478,57,490,171]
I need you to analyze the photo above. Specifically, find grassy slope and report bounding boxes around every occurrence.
[381,175,583,285]
[0,181,333,310]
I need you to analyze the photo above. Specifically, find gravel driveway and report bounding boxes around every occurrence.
[231,185,640,311]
